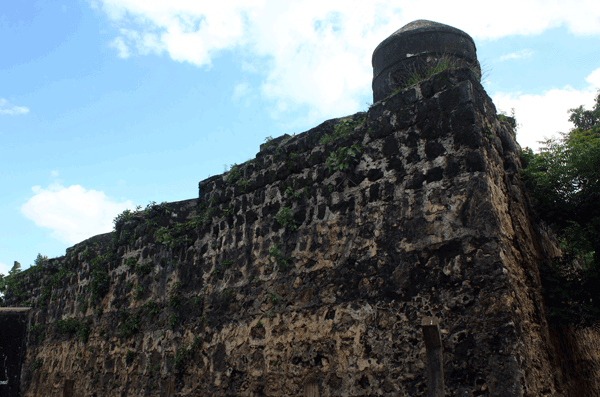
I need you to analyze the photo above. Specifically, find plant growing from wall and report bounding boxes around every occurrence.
[262,135,274,148]
[169,314,179,328]
[31,358,43,371]
[268,292,279,303]
[29,324,45,344]
[319,116,366,146]
[77,318,92,343]
[125,349,136,365]
[284,186,302,201]
[275,207,297,231]
[77,293,89,313]
[222,289,233,300]
[401,55,459,90]
[268,244,291,270]
[388,52,483,97]
[118,310,140,338]
[168,283,181,309]
[221,259,233,268]
[171,336,202,372]
[89,254,109,303]
[125,257,153,276]
[236,179,251,194]
[133,285,143,300]
[143,201,171,220]
[326,144,362,174]
[113,208,136,233]
[154,226,191,250]
[56,317,92,343]
[225,163,242,185]
[143,301,159,316]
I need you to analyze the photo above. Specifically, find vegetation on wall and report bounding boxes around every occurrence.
[521,89,600,329]
[56,317,92,343]
[390,52,485,97]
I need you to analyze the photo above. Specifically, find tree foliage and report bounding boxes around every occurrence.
[521,89,600,329]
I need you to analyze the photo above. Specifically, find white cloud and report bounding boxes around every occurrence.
[21,183,136,245]
[51,170,60,177]
[91,0,600,125]
[499,49,535,61]
[586,67,600,88]
[232,82,251,101]
[109,36,130,58]
[0,98,29,115]
[493,69,600,151]
[0,262,11,277]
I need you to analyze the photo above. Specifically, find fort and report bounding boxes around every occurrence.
[2,20,600,397]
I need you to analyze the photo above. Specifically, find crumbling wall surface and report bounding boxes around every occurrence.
[5,67,571,396]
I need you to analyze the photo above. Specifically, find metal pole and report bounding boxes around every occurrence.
[421,316,445,397]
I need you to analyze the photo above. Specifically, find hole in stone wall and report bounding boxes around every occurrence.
[358,375,370,389]
[314,353,326,367]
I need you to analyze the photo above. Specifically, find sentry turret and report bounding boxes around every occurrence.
[372,19,481,103]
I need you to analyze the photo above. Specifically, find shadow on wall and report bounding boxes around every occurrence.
[549,325,600,395]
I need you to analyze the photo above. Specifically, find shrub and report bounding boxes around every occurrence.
[118,310,140,338]
[125,349,136,364]
[326,144,362,174]
[89,255,109,302]
[31,358,43,371]
[143,301,159,316]
[268,244,291,270]
[275,207,297,231]
[56,317,91,343]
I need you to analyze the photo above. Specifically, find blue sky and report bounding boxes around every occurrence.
[1,0,600,276]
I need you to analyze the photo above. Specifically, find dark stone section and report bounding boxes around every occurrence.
[0,308,31,397]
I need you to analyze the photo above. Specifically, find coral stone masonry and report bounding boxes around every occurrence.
[2,67,600,396]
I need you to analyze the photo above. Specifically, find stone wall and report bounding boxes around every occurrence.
[4,67,597,396]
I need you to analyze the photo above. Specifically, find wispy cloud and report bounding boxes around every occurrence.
[0,98,29,115]
[499,49,534,61]
[21,183,135,245]
[232,81,256,107]
[493,67,600,151]
[232,82,251,101]
[92,0,600,125]
[109,36,130,58]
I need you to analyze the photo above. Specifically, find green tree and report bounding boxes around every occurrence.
[521,89,600,329]
[8,261,22,277]
[0,261,23,297]
[34,253,48,267]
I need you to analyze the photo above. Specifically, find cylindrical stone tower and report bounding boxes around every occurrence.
[372,19,480,103]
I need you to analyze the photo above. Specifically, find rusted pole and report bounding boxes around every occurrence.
[421,316,445,397]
